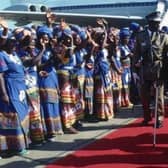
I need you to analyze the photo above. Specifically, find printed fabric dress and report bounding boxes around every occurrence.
[38,49,63,139]
[84,55,94,116]
[94,48,114,120]
[74,48,87,96]
[57,53,82,129]
[110,49,122,113]
[74,48,87,120]
[120,44,132,107]
[18,49,45,144]
[0,51,29,151]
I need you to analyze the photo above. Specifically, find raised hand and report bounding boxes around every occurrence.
[40,38,46,50]
[0,17,8,29]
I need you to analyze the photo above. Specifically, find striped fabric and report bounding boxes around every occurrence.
[57,70,77,128]
[0,107,29,151]
[94,77,114,120]
[27,87,44,143]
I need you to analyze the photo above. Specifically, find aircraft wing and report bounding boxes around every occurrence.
[0,10,146,28]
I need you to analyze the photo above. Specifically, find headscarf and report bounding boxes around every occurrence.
[37,26,53,38]
[119,27,130,39]
[129,22,140,32]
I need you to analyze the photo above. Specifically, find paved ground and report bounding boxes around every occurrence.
[0,105,143,168]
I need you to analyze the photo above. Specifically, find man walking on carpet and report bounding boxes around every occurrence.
[133,11,168,128]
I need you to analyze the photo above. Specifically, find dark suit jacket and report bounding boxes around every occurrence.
[134,26,168,81]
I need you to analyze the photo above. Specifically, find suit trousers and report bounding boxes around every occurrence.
[140,80,164,122]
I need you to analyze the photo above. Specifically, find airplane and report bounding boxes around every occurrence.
[0,0,167,28]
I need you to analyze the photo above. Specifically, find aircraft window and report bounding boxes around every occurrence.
[104,4,109,8]
[51,1,157,11]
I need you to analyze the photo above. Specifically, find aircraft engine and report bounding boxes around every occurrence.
[29,5,37,11]
[40,5,48,12]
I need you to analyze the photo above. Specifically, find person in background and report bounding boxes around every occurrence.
[161,26,168,97]
[129,22,141,105]
[71,25,90,128]
[133,11,168,128]
[129,22,141,52]
[93,21,114,121]
[119,28,133,108]
[161,26,168,34]
[83,29,99,122]
[108,27,122,114]
[71,25,87,100]
[45,10,56,29]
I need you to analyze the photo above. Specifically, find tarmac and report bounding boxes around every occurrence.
[0,104,143,168]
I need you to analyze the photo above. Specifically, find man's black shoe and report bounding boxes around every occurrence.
[141,120,150,126]
[141,118,152,126]
[156,120,163,128]
[85,116,99,123]
[84,114,100,123]
[73,120,83,129]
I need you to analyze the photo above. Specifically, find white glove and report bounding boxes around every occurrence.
[133,72,140,84]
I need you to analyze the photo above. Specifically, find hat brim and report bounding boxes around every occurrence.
[147,18,161,22]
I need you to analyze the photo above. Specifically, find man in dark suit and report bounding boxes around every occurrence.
[133,11,168,128]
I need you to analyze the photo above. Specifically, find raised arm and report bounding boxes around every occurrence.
[0,17,8,46]
[22,38,46,67]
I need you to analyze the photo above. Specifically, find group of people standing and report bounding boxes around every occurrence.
[0,10,167,158]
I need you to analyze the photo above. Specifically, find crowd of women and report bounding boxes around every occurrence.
[0,11,142,157]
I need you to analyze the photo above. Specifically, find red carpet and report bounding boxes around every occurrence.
[46,115,168,168]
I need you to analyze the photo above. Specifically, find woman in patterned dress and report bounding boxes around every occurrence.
[107,27,122,114]
[17,34,46,145]
[83,29,98,121]
[37,26,63,141]
[72,28,88,128]
[93,28,114,121]
[56,28,79,134]
[0,35,30,156]
[119,28,133,107]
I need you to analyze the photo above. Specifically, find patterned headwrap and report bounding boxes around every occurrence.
[62,28,72,37]
[37,26,53,38]
[129,22,140,32]
[161,26,168,33]
[70,24,87,40]
[119,27,130,39]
